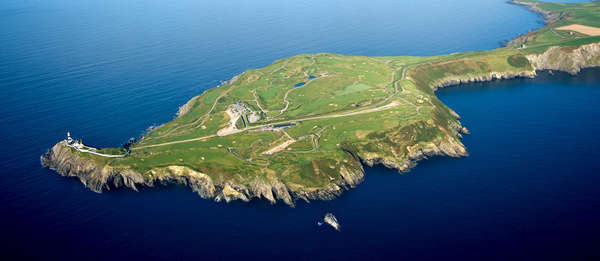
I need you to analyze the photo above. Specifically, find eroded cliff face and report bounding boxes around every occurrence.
[432,71,537,91]
[41,132,467,207]
[41,141,366,207]
[41,141,146,192]
[41,42,600,207]
[361,134,468,173]
[527,43,600,74]
[431,43,600,91]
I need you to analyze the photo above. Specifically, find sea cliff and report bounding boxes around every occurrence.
[527,43,600,74]
[41,1,600,207]
[42,129,470,206]
[42,141,366,206]
[41,42,600,207]
[431,43,600,91]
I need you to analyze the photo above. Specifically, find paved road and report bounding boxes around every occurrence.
[68,144,127,158]
[133,67,407,150]
[133,100,402,150]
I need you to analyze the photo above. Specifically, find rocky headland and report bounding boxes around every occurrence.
[41,1,600,207]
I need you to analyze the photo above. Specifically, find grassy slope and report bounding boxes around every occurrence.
[74,1,600,192]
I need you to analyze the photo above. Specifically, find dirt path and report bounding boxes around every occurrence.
[147,81,236,140]
[252,89,269,114]
[133,100,401,150]
[133,66,408,150]
[550,29,567,39]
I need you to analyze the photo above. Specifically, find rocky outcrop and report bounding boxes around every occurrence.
[507,1,564,47]
[431,43,600,91]
[323,213,341,231]
[508,33,536,48]
[432,70,537,91]
[41,141,365,207]
[41,141,146,192]
[176,94,201,118]
[527,42,600,74]
[362,135,468,174]
[511,1,562,25]
[176,74,241,118]
[151,166,216,198]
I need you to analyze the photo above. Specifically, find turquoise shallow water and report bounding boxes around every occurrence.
[1,0,599,260]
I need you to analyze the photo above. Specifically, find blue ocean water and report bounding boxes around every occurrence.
[1,0,599,260]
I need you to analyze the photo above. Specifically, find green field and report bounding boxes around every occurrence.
[67,0,600,200]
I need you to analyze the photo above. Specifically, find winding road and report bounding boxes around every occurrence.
[67,143,127,158]
[132,66,409,150]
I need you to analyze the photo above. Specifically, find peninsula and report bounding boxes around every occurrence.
[42,0,600,206]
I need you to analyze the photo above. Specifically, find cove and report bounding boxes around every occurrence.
[11,69,600,260]
[1,0,599,260]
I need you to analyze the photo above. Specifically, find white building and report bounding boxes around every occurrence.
[66,132,83,149]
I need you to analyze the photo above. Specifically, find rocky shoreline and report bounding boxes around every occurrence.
[510,0,561,25]
[176,74,241,118]
[432,42,600,91]
[41,35,600,207]
[361,134,468,173]
[527,43,600,74]
[42,131,469,207]
[41,141,366,207]
[507,0,564,47]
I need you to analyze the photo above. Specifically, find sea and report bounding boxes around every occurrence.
[1,0,599,260]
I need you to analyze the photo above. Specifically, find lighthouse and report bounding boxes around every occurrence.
[67,132,73,144]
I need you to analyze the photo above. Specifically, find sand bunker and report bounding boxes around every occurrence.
[262,139,296,155]
[556,24,600,36]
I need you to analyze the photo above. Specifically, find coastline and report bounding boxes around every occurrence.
[510,0,561,25]
[41,1,600,207]
[507,0,563,46]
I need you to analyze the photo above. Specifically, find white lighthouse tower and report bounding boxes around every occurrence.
[67,131,73,144]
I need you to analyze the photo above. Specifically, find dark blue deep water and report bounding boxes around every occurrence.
[1,0,599,260]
